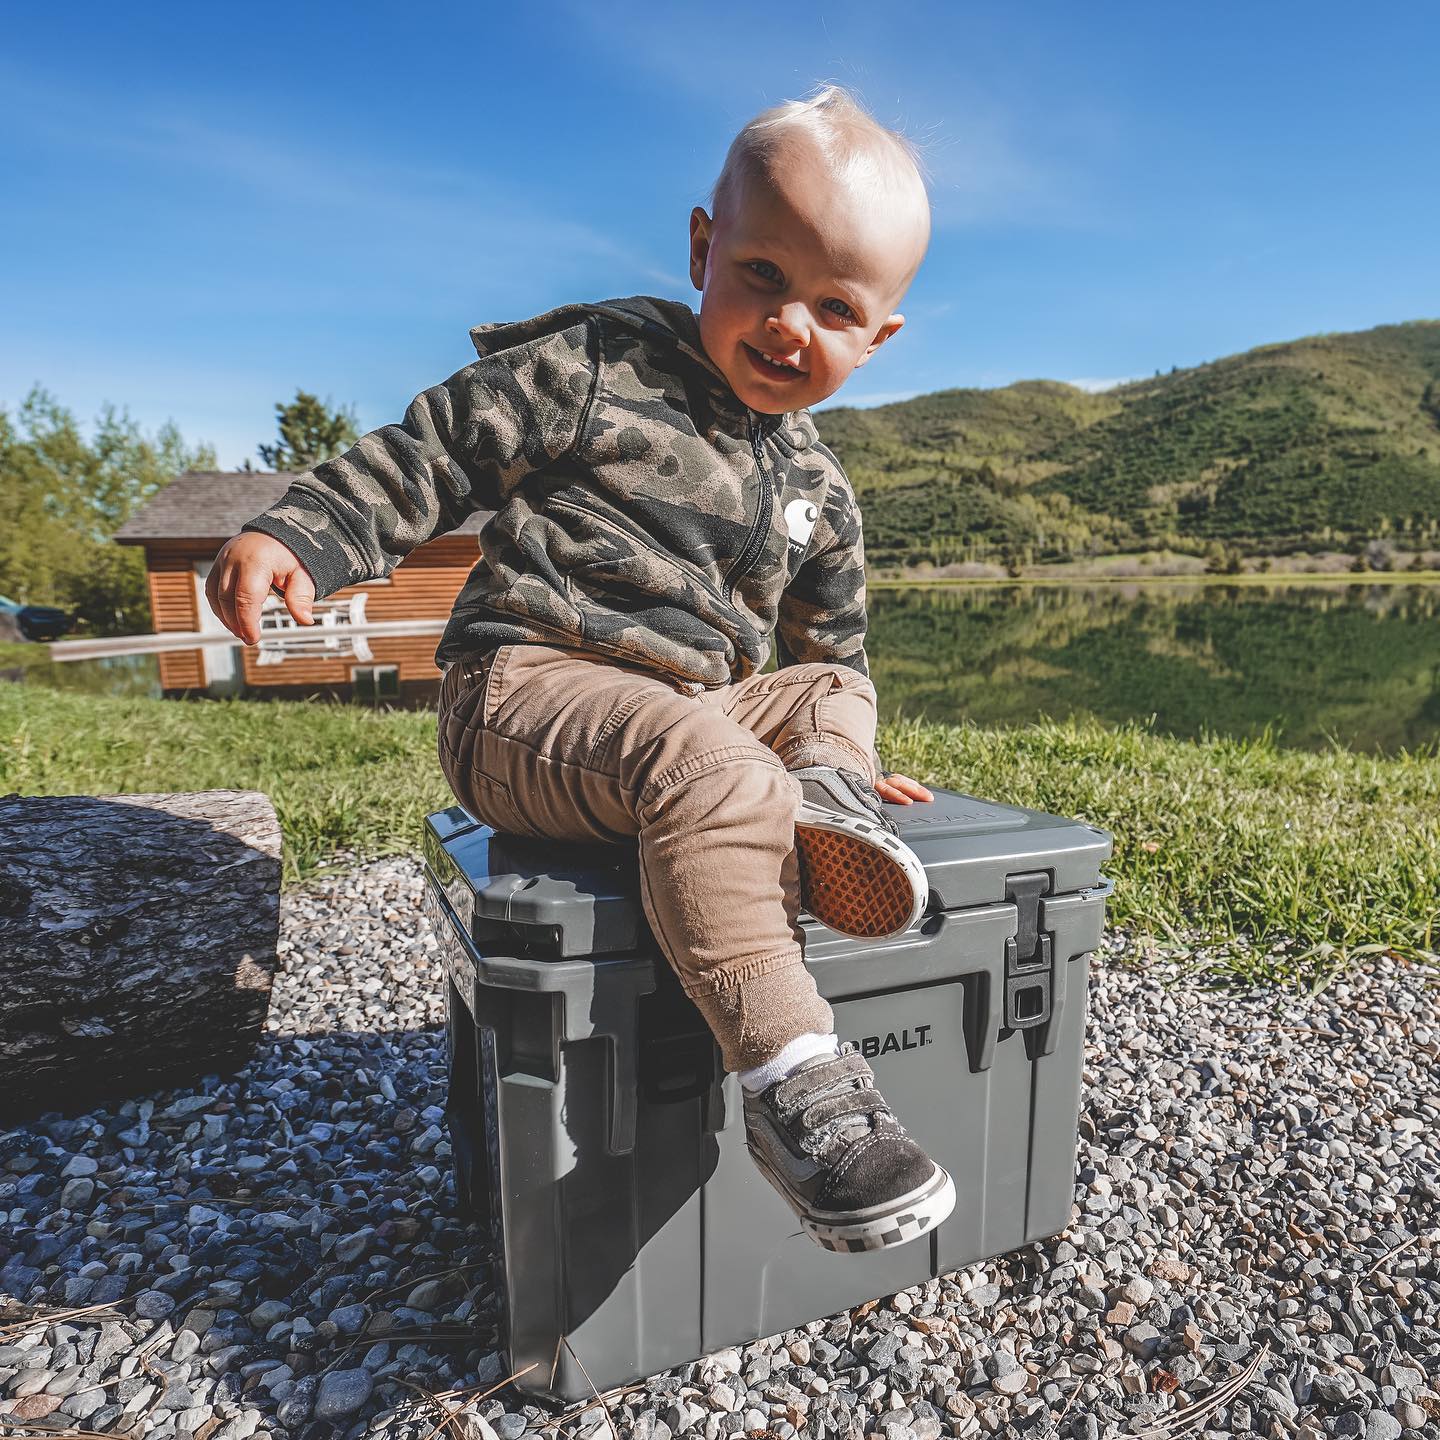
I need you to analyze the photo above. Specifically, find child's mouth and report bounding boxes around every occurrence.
[742,343,806,381]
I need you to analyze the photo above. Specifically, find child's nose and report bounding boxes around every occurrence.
[766,303,811,348]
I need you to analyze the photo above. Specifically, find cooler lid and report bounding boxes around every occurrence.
[892,790,1111,910]
[423,789,1112,958]
[424,808,644,957]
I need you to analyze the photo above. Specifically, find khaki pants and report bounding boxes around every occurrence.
[436,643,881,1070]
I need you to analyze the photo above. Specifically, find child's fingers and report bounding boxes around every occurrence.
[873,777,910,803]
[209,558,243,641]
[231,567,275,645]
[203,562,226,629]
[875,773,934,804]
[204,546,251,642]
[280,567,316,627]
[895,774,935,802]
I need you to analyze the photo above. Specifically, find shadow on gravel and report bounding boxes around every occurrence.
[0,1021,513,1437]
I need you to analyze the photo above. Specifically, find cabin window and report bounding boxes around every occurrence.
[353,665,400,703]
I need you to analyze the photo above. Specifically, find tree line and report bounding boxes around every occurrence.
[0,390,358,636]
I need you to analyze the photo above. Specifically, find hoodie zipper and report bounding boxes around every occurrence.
[725,414,775,603]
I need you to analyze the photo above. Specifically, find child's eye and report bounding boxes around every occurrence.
[747,261,782,283]
[822,298,857,321]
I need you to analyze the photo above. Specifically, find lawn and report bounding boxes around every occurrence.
[2,683,1436,989]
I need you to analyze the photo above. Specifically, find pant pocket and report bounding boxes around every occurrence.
[437,648,530,836]
[459,768,539,839]
[437,647,508,766]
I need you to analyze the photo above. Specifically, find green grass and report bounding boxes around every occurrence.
[1,685,453,884]
[2,684,1436,989]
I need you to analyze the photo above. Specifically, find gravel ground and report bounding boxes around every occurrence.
[2,854,1437,1440]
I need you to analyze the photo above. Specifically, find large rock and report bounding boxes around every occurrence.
[0,791,281,1119]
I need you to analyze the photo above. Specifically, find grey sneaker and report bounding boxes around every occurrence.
[789,766,928,939]
[744,1045,956,1253]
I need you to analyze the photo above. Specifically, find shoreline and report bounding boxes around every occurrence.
[871,570,1440,588]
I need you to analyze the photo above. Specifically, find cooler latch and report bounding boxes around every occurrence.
[1003,871,1053,1030]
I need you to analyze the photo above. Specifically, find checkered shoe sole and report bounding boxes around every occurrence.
[794,803,928,939]
[753,1151,957,1253]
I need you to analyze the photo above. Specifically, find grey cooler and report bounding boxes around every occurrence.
[422,788,1113,1404]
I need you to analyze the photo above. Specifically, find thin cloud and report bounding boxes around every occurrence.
[3,62,676,292]
[1067,376,1139,393]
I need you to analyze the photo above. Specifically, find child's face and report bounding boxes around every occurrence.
[689,141,927,415]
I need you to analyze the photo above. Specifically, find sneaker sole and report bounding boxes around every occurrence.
[752,1148,957,1253]
[794,804,928,939]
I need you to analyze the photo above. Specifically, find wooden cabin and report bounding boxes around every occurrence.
[114,471,490,703]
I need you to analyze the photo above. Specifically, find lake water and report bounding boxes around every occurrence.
[2,649,163,700]
[868,581,1440,754]
[13,582,1439,755]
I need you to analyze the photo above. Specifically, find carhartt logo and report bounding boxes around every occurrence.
[850,1025,932,1058]
[783,498,818,555]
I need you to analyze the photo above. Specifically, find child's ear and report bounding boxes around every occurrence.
[689,207,713,293]
[855,313,905,369]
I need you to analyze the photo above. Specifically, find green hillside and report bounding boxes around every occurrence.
[817,321,1440,568]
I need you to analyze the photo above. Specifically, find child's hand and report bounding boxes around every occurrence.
[875,772,933,804]
[205,533,316,645]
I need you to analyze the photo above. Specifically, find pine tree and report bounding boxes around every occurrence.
[258,391,359,471]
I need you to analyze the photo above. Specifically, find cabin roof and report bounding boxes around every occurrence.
[115,471,490,543]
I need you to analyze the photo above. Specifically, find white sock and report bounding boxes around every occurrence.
[738,1032,841,1093]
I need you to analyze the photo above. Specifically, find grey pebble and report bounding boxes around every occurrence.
[155,1380,197,1411]
[134,1290,177,1320]
[1385,1365,1424,1394]
[276,1375,317,1427]
[249,1300,289,1328]
[1121,1323,1162,1360]
[59,1177,95,1208]
[986,1350,1020,1379]
[328,1303,368,1334]
[212,1413,262,1440]
[61,1386,109,1419]
[1313,1371,1358,1402]
[314,1367,373,1421]
[1116,1276,1153,1306]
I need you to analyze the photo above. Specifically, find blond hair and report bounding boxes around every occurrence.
[711,85,927,220]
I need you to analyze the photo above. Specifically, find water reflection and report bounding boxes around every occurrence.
[9,583,1439,754]
[1,648,162,700]
[868,582,1440,754]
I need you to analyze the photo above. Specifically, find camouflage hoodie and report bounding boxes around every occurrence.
[243,296,870,692]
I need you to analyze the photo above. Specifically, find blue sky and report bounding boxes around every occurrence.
[3,2,1437,467]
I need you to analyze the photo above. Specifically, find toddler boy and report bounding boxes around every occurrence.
[208,87,955,1253]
